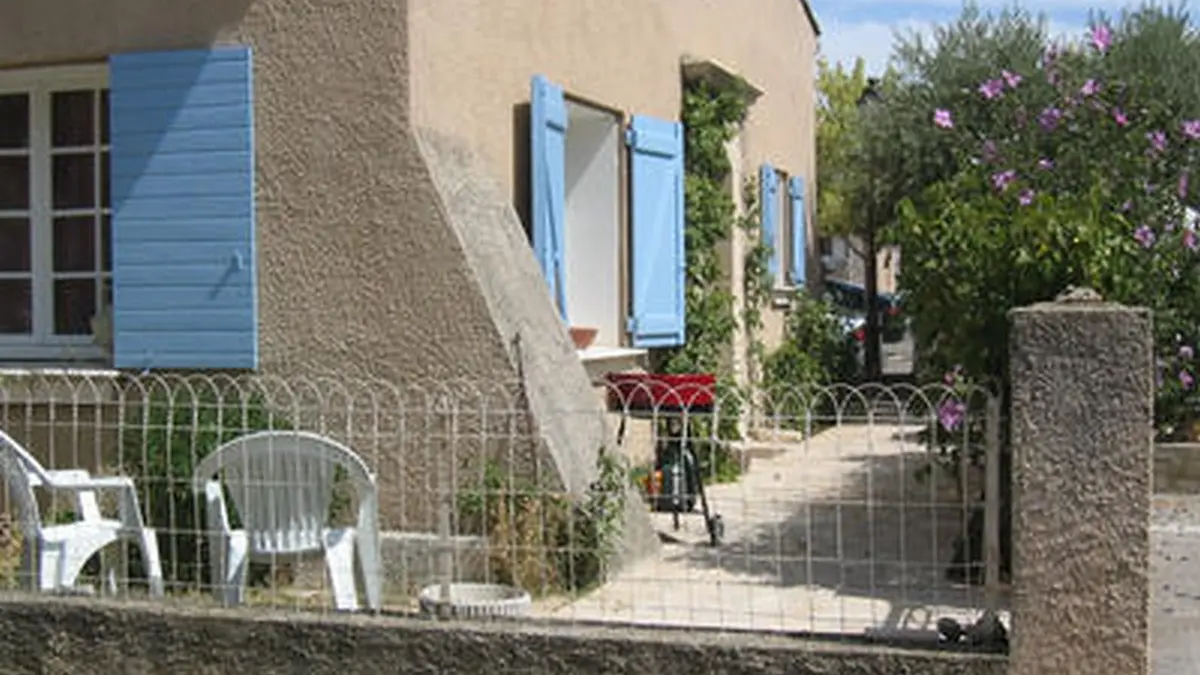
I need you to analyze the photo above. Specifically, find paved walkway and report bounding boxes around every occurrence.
[537,423,1005,635]
[1152,496,1200,674]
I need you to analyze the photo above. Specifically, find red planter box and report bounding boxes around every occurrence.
[605,372,716,411]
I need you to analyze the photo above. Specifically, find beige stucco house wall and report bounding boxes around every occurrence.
[0,0,820,546]
[410,0,820,364]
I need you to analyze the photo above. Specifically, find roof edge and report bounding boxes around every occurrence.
[800,0,821,36]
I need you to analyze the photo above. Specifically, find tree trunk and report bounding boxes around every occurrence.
[864,229,882,381]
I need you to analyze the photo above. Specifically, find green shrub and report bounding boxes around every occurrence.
[762,294,861,428]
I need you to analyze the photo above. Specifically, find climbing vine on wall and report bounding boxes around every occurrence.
[739,177,772,384]
[655,78,757,378]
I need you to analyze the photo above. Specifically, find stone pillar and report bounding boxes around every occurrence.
[1008,287,1153,675]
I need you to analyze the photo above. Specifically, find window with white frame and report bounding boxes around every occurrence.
[0,67,111,361]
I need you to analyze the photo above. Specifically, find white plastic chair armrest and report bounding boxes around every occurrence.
[37,470,135,491]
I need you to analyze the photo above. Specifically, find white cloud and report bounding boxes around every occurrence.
[819,17,1083,75]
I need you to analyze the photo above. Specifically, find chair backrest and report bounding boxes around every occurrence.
[192,431,375,556]
[0,429,48,539]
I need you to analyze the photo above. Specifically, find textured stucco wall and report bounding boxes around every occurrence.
[0,0,613,538]
[1009,293,1153,675]
[0,596,1008,675]
[407,0,818,353]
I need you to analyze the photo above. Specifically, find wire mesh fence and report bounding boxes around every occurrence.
[0,371,1008,643]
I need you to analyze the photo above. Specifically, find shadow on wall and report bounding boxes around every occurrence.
[512,102,532,243]
[0,0,256,59]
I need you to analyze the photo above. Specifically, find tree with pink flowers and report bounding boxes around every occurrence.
[877,4,1200,439]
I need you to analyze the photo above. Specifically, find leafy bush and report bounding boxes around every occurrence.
[885,7,1200,441]
[761,294,861,428]
[456,450,627,596]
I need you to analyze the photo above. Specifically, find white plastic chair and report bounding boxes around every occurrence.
[192,431,383,611]
[0,429,164,597]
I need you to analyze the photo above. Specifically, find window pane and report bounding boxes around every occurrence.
[0,94,29,149]
[54,278,96,335]
[0,156,29,210]
[100,151,110,208]
[0,279,31,334]
[52,154,95,209]
[101,214,111,272]
[53,216,96,272]
[100,90,110,145]
[52,90,95,148]
[0,218,30,271]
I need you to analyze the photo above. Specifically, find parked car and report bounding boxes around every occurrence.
[833,311,867,373]
[822,279,907,343]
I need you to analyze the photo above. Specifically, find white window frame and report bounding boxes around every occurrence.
[0,64,110,364]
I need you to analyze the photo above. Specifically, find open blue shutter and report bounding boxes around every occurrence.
[788,176,807,287]
[627,115,685,348]
[530,75,568,321]
[759,164,780,283]
[109,46,257,370]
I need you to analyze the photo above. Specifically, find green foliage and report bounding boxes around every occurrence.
[657,79,754,378]
[765,295,859,388]
[121,384,294,588]
[761,295,860,427]
[816,56,876,238]
[457,450,628,596]
[740,176,772,374]
[886,4,1200,442]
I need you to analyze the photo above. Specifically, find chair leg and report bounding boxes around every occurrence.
[135,529,164,597]
[210,532,249,607]
[323,529,359,612]
[356,532,383,612]
[19,539,41,592]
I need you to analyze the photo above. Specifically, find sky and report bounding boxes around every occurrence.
[813,0,1145,75]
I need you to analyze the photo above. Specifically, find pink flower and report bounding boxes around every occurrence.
[1113,108,1129,127]
[978,79,1005,100]
[1081,79,1100,96]
[1186,230,1199,252]
[1181,345,1195,360]
[1180,172,1191,199]
[938,399,967,431]
[1037,158,1055,171]
[1091,24,1112,54]
[1135,224,1157,248]
[1148,130,1168,154]
[1018,189,1036,206]
[991,169,1018,192]
[933,108,954,129]
[1038,106,1063,132]
[1122,200,1134,212]
[1183,119,1200,140]
[1002,70,1023,88]
[1181,369,1195,391]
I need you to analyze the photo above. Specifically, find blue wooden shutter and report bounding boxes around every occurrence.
[109,46,257,370]
[627,115,685,348]
[530,75,568,321]
[788,176,807,287]
[759,164,780,283]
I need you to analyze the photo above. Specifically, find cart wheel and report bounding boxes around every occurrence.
[708,514,724,546]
